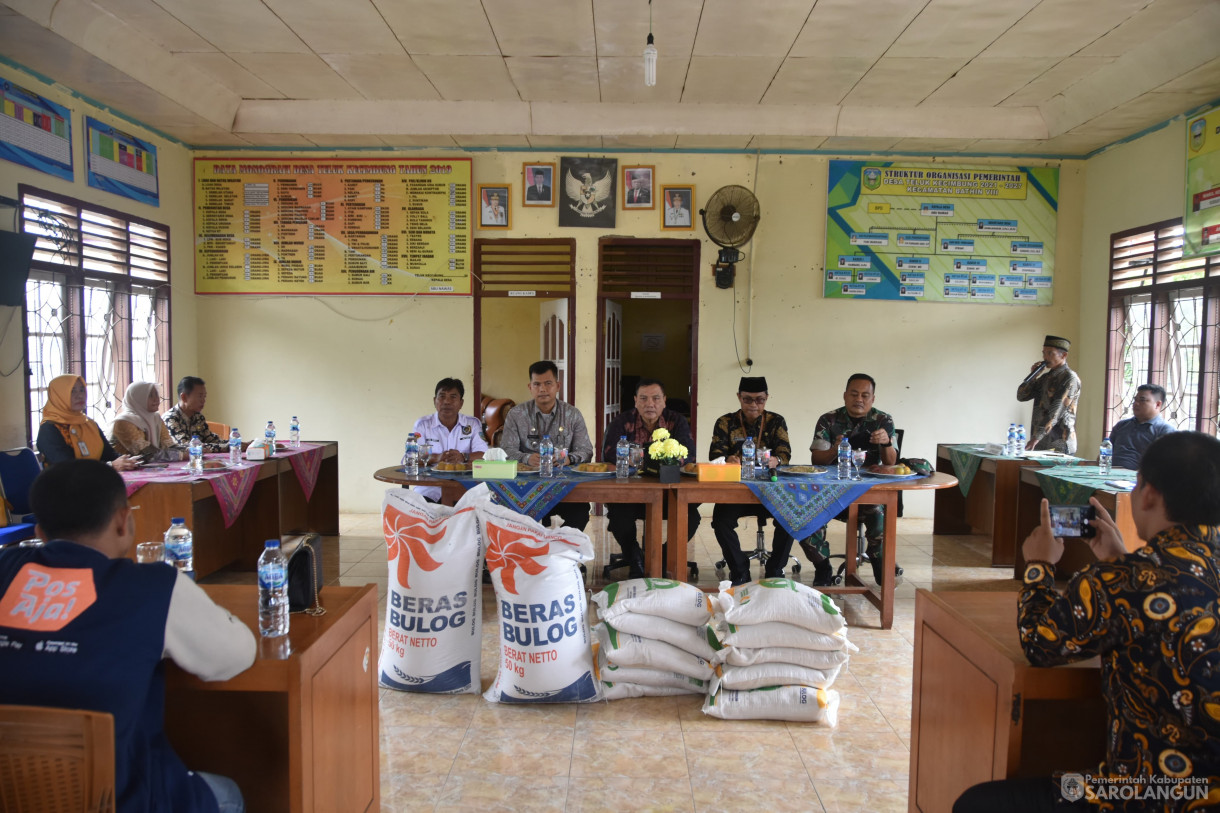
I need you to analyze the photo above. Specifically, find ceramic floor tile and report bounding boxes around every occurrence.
[381,771,449,812]
[470,701,580,730]
[564,776,695,812]
[690,774,826,813]
[571,728,690,778]
[454,726,576,776]
[380,689,479,728]
[437,773,569,813]
[574,694,686,731]
[814,778,909,813]
[381,724,466,774]
[685,730,806,779]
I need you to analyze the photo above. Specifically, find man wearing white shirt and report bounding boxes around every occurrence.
[482,192,506,226]
[412,378,488,503]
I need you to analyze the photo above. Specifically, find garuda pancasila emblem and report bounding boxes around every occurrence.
[564,169,613,217]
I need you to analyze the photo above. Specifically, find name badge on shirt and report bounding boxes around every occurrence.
[77,441,90,456]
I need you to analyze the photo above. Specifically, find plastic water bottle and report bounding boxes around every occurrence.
[615,435,630,480]
[257,539,289,638]
[1099,437,1113,475]
[228,428,242,466]
[1006,423,1017,456]
[837,436,852,480]
[741,437,756,481]
[163,518,194,578]
[1017,424,1027,453]
[539,434,555,478]
[289,416,300,448]
[403,433,419,476]
[188,435,203,472]
[264,421,277,455]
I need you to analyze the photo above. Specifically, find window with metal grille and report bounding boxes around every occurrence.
[19,185,171,444]
[1105,219,1220,436]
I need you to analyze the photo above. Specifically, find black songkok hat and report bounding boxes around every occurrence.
[1043,335,1071,352]
[738,376,768,394]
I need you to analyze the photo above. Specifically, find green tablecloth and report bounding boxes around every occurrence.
[1033,465,1138,505]
[944,444,1084,497]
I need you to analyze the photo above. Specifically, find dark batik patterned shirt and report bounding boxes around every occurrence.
[602,408,695,463]
[708,410,790,464]
[811,406,896,467]
[1020,524,1220,811]
[161,405,226,452]
[1017,363,1081,454]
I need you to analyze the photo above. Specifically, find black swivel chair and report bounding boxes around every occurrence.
[824,429,905,586]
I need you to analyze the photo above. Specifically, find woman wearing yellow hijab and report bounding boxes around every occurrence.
[37,375,138,471]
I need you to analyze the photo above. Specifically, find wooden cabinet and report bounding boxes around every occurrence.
[165,584,379,813]
[909,590,1105,812]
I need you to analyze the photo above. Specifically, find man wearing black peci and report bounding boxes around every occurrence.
[708,376,792,585]
[803,373,901,587]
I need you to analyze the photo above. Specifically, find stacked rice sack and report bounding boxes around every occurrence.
[591,578,718,700]
[478,498,601,704]
[703,578,857,724]
[378,486,486,694]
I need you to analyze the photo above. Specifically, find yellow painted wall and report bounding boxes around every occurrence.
[480,296,548,403]
[1,64,1194,518]
[0,65,197,450]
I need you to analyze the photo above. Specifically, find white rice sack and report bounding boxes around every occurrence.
[702,685,840,725]
[479,499,600,704]
[595,648,706,694]
[595,611,719,661]
[714,620,856,653]
[711,662,843,692]
[379,486,485,694]
[714,645,851,671]
[602,682,702,700]
[593,578,715,626]
[716,578,846,635]
[594,622,715,681]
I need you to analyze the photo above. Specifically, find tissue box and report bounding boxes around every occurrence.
[246,446,267,461]
[473,460,518,480]
[697,463,740,482]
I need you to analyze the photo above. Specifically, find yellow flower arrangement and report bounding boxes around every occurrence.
[648,427,687,465]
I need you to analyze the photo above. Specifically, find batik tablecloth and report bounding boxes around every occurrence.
[121,458,261,528]
[1032,465,1138,506]
[280,442,325,501]
[742,469,924,540]
[416,469,616,521]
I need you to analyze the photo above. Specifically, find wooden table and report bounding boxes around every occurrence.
[909,590,1105,813]
[165,584,380,813]
[372,467,668,576]
[126,442,341,578]
[934,444,1042,567]
[1013,466,1142,578]
[664,472,959,629]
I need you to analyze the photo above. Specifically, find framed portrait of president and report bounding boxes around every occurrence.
[623,165,655,209]
[522,163,555,207]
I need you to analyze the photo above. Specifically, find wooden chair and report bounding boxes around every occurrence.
[0,705,115,813]
[206,421,230,440]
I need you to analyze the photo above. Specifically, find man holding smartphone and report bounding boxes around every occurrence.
[955,432,1220,812]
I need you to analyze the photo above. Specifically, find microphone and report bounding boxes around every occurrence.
[1022,361,1047,384]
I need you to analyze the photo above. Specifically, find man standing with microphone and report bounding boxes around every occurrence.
[1017,335,1081,454]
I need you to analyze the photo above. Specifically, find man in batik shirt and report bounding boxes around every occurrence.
[954,431,1220,812]
[161,376,226,452]
[602,378,700,577]
[1017,334,1081,454]
[708,376,792,585]
[804,373,900,586]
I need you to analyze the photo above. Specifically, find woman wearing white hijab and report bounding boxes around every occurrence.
[110,382,186,460]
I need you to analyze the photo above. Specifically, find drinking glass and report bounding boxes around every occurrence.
[137,540,165,563]
[628,444,644,477]
[757,447,770,477]
[852,450,867,481]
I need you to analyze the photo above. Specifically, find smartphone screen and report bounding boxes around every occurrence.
[1049,504,1096,538]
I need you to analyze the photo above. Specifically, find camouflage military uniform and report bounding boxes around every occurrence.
[801,406,896,561]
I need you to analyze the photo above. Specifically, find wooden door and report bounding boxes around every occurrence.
[539,298,568,402]
[603,300,622,432]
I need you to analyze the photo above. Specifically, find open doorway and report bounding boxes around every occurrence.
[596,238,700,457]
[472,239,576,434]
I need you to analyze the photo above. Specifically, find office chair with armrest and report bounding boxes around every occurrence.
[0,448,41,547]
[0,705,116,813]
[713,511,802,583]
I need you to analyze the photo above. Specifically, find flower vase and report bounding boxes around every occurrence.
[657,463,681,483]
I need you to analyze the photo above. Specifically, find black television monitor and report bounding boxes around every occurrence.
[0,231,36,307]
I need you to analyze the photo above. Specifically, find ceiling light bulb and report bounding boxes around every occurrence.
[644,33,657,87]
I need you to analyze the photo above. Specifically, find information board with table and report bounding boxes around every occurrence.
[122,442,339,578]
[165,583,380,813]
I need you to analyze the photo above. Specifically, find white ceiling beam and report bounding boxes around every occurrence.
[840,106,1048,140]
